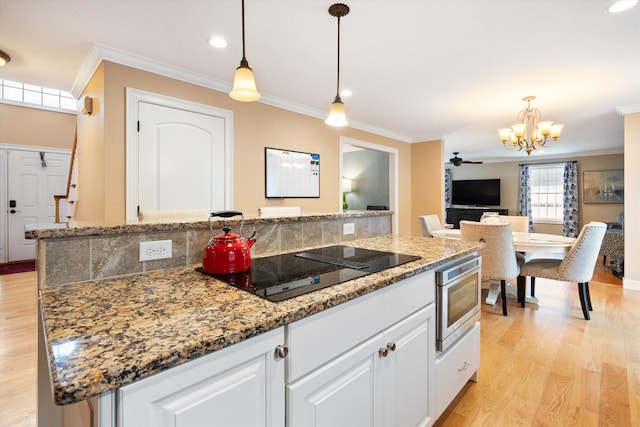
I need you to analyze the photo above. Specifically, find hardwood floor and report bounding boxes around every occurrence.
[436,261,639,426]
[0,271,37,427]
[0,260,635,426]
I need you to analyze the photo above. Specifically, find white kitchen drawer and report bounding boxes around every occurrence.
[287,272,434,382]
[383,271,434,326]
[434,321,480,419]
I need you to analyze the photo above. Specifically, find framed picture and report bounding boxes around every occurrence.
[583,170,624,204]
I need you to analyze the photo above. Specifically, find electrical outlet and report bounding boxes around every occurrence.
[343,222,355,235]
[139,240,172,262]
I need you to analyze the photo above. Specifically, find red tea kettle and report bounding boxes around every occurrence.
[202,211,257,275]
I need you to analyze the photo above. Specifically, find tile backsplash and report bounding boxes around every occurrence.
[38,213,391,288]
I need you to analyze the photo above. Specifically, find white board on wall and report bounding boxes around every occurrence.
[265,147,320,198]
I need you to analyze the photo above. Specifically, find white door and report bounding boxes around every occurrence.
[7,149,70,261]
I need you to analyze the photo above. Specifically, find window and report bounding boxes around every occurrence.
[0,79,76,112]
[529,164,564,222]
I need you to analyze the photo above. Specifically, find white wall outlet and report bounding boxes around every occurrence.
[343,222,355,235]
[139,240,172,262]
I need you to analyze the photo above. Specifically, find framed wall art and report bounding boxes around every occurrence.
[583,170,624,204]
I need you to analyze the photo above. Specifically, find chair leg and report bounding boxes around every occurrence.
[578,282,591,320]
[501,280,507,316]
[530,276,535,297]
[585,282,593,311]
[517,275,526,307]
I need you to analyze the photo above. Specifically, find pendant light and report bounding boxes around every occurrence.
[325,3,350,127]
[229,0,261,102]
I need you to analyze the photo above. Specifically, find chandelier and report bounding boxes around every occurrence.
[498,96,563,155]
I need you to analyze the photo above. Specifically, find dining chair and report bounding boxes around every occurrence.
[460,220,523,316]
[499,215,529,233]
[516,222,607,320]
[419,214,444,238]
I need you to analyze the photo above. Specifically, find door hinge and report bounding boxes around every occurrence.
[137,121,140,132]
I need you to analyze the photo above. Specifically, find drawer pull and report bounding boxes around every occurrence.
[458,361,470,372]
[387,342,397,352]
[378,347,389,358]
[275,345,289,359]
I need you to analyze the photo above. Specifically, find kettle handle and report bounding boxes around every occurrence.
[209,211,245,238]
[210,211,243,218]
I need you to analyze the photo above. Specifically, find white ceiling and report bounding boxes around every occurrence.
[1,0,638,163]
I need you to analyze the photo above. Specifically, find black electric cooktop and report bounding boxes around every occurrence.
[198,245,421,302]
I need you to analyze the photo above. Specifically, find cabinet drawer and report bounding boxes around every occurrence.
[287,273,434,382]
[434,321,480,419]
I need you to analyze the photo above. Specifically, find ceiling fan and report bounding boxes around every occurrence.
[448,152,484,167]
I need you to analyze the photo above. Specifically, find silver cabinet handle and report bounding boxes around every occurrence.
[387,342,397,352]
[378,347,389,358]
[275,345,289,359]
[458,361,469,372]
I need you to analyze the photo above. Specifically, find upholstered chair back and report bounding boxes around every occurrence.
[460,220,520,281]
[557,222,607,283]
[499,215,529,233]
[419,214,444,238]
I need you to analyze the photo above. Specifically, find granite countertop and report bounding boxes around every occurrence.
[26,211,390,239]
[40,234,481,405]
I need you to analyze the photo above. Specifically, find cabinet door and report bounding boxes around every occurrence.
[118,328,284,427]
[287,334,383,427]
[380,305,435,427]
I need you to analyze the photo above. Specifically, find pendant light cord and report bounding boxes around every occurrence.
[241,0,247,61]
[336,15,341,97]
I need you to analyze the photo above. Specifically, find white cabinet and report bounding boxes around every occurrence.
[434,321,480,419]
[112,327,285,427]
[380,306,433,427]
[286,273,436,427]
[100,269,455,427]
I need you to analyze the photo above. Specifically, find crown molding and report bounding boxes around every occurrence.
[70,43,412,143]
[617,104,640,115]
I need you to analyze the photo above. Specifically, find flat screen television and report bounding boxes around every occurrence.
[451,179,501,206]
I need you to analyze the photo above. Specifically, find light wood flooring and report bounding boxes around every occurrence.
[0,260,635,426]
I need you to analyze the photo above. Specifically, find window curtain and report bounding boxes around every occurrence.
[563,161,579,237]
[444,168,451,208]
[517,164,533,232]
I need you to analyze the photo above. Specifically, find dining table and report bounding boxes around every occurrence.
[430,228,576,305]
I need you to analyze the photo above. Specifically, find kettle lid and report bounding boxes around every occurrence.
[214,226,242,241]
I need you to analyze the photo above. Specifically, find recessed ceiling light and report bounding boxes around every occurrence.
[208,36,228,48]
[607,0,638,13]
[340,89,352,97]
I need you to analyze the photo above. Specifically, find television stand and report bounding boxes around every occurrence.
[446,207,509,229]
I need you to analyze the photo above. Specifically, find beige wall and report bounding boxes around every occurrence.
[76,61,414,235]
[623,112,639,289]
[0,103,75,149]
[76,63,106,221]
[410,140,444,236]
[447,153,624,233]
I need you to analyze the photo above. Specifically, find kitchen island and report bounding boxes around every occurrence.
[33,214,482,426]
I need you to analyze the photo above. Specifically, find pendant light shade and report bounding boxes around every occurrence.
[325,3,350,127]
[230,59,260,102]
[229,0,261,102]
[326,95,348,127]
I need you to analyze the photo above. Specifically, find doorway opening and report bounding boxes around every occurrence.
[340,137,398,234]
